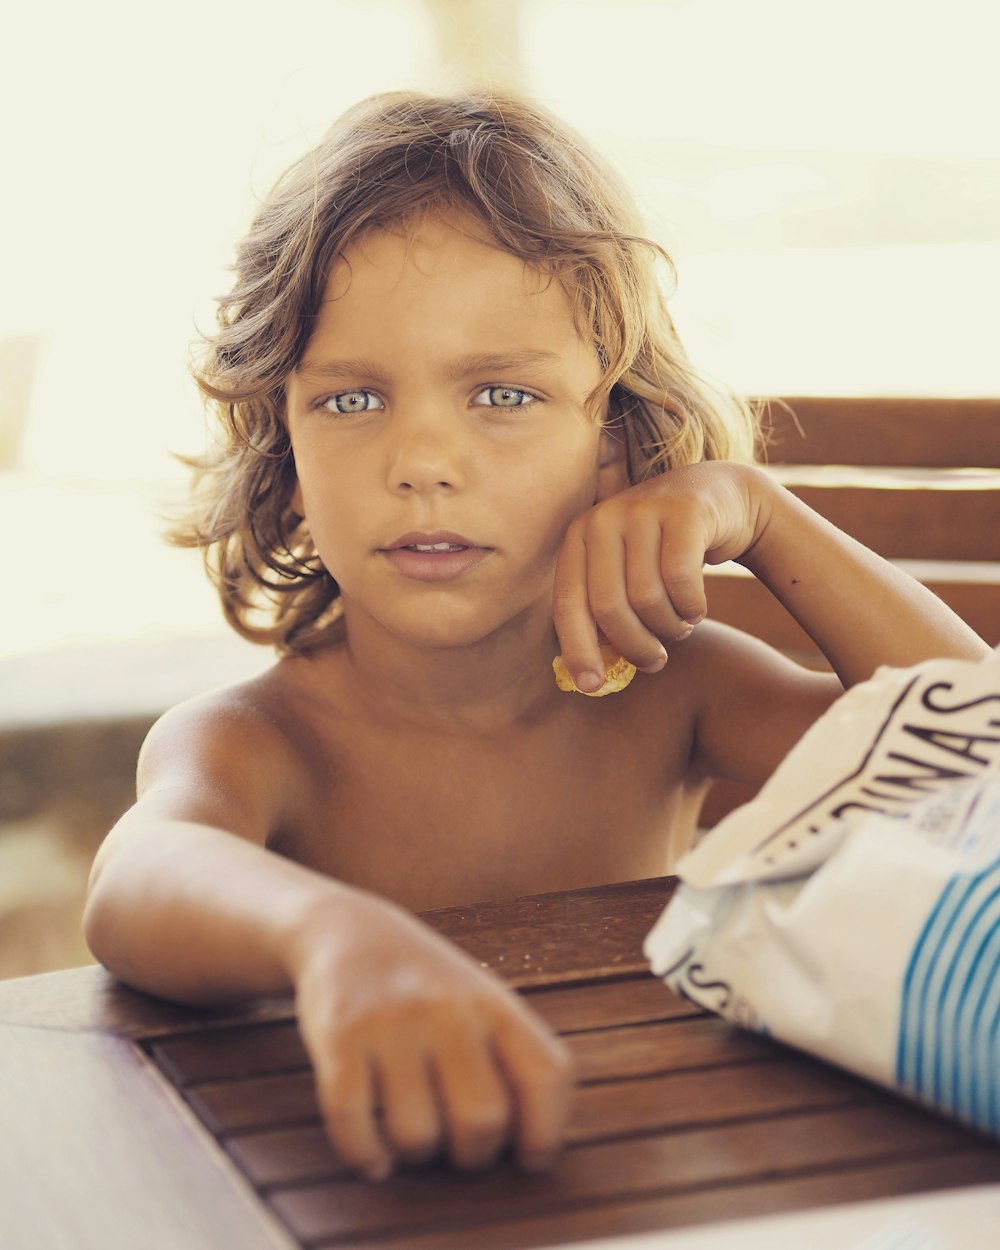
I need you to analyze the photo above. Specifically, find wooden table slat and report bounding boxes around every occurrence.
[222,1060,878,1191]
[420,876,676,987]
[190,1069,320,1135]
[193,1049,866,1142]
[523,973,702,1033]
[568,1016,775,1082]
[149,1011,773,1093]
[150,1020,308,1086]
[567,1055,875,1142]
[350,1150,1000,1250]
[267,1103,974,1244]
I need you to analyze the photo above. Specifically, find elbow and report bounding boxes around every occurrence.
[82,858,122,976]
[82,826,139,981]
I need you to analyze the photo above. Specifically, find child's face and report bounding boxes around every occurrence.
[285,210,616,653]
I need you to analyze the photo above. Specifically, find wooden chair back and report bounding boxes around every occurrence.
[701,396,1000,827]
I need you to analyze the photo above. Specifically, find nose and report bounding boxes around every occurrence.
[386,413,466,495]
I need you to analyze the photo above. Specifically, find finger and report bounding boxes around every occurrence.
[314,1046,393,1182]
[659,526,709,626]
[583,521,668,674]
[552,522,605,692]
[432,1037,513,1172]
[623,516,692,655]
[375,1046,445,1166]
[493,1012,575,1172]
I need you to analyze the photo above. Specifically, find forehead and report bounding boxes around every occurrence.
[313,211,591,359]
[328,210,543,296]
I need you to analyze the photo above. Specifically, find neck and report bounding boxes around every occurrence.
[333,603,566,735]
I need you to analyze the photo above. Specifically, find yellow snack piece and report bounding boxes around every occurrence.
[552,646,637,697]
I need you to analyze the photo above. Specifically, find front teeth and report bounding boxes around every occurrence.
[411,542,463,552]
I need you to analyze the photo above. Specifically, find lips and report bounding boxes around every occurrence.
[384,531,484,553]
[378,531,493,582]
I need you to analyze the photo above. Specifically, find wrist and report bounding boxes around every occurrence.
[278,879,395,987]
[729,463,788,574]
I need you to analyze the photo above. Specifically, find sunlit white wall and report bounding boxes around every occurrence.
[5,0,999,482]
[521,0,1000,398]
[4,0,440,481]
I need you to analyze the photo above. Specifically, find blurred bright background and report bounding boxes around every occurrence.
[2,0,1000,662]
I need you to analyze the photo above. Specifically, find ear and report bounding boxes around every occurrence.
[596,425,629,500]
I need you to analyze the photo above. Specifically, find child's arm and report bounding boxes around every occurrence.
[84,704,572,1180]
[554,461,989,687]
[553,461,990,778]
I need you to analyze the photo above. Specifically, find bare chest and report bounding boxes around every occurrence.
[277,699,700,910]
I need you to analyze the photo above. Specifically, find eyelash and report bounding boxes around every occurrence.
[316,385,540,415]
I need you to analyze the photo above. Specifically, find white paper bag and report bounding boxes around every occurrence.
[644,647,1000,1135]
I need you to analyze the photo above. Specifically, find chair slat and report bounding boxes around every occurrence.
[705,564,1000,650]
[762,397,1000,468]
[784,481,1000,561]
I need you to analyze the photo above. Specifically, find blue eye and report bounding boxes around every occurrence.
[474,386,536,408]
[324,390,384,414]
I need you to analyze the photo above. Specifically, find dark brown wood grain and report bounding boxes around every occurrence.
[784,481,1000,561]
[5,876,1000,1250]
[191,1051,867,1144]
[419,875,678,986]
[706,566,1000,655]
[0,961,296,1038]
[355,1151,1000,1250]
[151,1010,771,1092]
[761,397,1000,468]
[266,1103,975,1244]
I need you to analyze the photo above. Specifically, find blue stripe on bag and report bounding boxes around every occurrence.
[897,856,1000,1134]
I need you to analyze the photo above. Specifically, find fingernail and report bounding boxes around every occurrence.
[672,623,694,642]
[685,613,705,625]
[639,649,668,673]
[576,670,602,693]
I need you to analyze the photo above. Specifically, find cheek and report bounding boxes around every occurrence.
[506,450,600,549]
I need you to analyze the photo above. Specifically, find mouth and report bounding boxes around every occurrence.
[381,531,488,554]
[378,532,493,582]
[398,541,470,553]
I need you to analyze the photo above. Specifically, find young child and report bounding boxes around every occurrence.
[84,90,988,1183]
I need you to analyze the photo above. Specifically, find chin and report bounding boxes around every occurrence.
[389,601,539,654]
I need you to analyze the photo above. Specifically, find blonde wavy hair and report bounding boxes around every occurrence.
[176,89,760,654]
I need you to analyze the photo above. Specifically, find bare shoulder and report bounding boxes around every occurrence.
[667,619,843,789]
[133,658,324,847]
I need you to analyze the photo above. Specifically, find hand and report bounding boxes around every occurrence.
[552,462,768,691]
[291,893,573,1180]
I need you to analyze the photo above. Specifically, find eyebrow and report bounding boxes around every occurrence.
[293,349,564,384]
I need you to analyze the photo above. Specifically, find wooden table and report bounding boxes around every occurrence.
[3,877,1000,1250]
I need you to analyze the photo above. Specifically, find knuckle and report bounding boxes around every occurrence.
[314,1054,355,1107]
[511,1035,574,1094]
[457,1095,511,1140]
[390,1121,442,1161]
[628,583,668,614]
[659,558,698,587]
[589,593,628,624]
[318,1088,361,1141]
[551,585,586,615]
[449,1108,510,1168]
